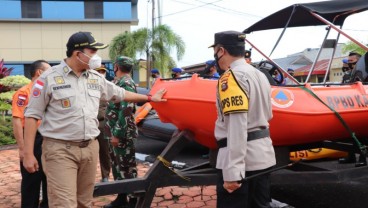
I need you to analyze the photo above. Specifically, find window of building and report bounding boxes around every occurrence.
[21,1,42,18]
[42,1,84,19]
[85,1,103,19]
[104,2,131,19]
[0,1,21,19]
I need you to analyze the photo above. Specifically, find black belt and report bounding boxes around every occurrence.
[216,129,270,148]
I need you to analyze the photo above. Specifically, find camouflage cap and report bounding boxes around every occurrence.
[115,56,134,68]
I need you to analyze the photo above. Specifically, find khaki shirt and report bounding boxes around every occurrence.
[215,59,276,181]
[24,60,125,141]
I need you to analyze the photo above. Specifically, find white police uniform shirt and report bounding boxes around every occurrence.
[24,60,126,141]
[215,58,276,182]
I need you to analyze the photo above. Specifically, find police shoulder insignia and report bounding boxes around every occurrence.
[54,76,65,84]
[219,71,231,92]
[218,70,248,114]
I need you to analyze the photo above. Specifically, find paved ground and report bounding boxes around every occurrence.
[0,147,216,208]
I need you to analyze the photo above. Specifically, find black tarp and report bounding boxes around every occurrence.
[243,0,368,34]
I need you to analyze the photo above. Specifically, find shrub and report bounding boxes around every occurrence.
[0,116,15,145]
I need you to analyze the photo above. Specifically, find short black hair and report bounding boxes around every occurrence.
[349,52,362,58]
[30,60,48,77]
[219,44,245,57]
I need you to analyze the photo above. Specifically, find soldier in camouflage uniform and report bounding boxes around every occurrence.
[103,56,138,208]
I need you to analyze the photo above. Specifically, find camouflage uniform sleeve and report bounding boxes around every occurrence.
[111,77,137,141]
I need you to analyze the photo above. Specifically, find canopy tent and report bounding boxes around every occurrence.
[243,0,368,34]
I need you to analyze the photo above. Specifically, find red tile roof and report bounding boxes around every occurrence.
[294,59,328,76]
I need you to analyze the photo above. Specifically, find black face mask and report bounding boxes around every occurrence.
[342,66,349,72]
[348,62,357,69]
[171,74,176,78]
[214,48,224,71]
[151,74,157,78]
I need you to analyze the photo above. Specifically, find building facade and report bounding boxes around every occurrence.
[0,0,138,78]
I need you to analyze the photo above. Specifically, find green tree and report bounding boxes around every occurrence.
[109,24,185,85]
[342,41,367,55]
[109,32,136,60]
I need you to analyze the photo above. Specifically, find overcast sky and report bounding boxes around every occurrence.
[131,0,368,67]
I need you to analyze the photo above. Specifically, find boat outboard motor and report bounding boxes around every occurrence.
[349,52,368,82]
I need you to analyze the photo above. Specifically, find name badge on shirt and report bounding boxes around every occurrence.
[218,69,249,114]
[53,84,71,91]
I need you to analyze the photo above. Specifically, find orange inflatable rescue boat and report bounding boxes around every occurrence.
[150,75,368,149]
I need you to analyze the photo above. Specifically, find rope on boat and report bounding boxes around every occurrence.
[156,156,191,181]
[298,86,367,155]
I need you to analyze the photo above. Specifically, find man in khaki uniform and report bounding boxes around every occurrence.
[22,31,166,208]
[210,31,276,208]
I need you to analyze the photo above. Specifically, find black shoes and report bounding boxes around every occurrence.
[102,203,126,208]
[103,194,137,208]
[103,194,128,208]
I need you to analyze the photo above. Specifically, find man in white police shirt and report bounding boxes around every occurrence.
[210,30,276,208]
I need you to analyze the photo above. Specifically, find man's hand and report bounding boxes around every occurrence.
[151,88,167,102]
[23,154,39,173]
[223,181,242,193]
[111,136,119,147]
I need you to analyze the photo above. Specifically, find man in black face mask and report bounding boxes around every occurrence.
[342,52,362,83]
[171,67,182,78]
[210,30,276,208]
[151,68,160,79]
[151,68,160,86]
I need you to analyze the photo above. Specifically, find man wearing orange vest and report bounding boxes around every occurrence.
[12,60,51,208]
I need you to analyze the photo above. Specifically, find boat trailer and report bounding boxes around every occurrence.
[94,130,368,208]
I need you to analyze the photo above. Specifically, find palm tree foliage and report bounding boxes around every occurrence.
[109,32,136,61]
[109,24,185,77]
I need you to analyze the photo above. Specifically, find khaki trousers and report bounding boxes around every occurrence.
[42,138,99,208]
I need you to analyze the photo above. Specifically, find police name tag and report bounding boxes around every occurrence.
[218,70,248,114]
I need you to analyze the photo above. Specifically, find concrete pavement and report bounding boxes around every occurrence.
[0,147,216,208]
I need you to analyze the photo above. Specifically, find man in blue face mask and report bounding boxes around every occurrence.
[209,30,276,208]
[22,31,167,208]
